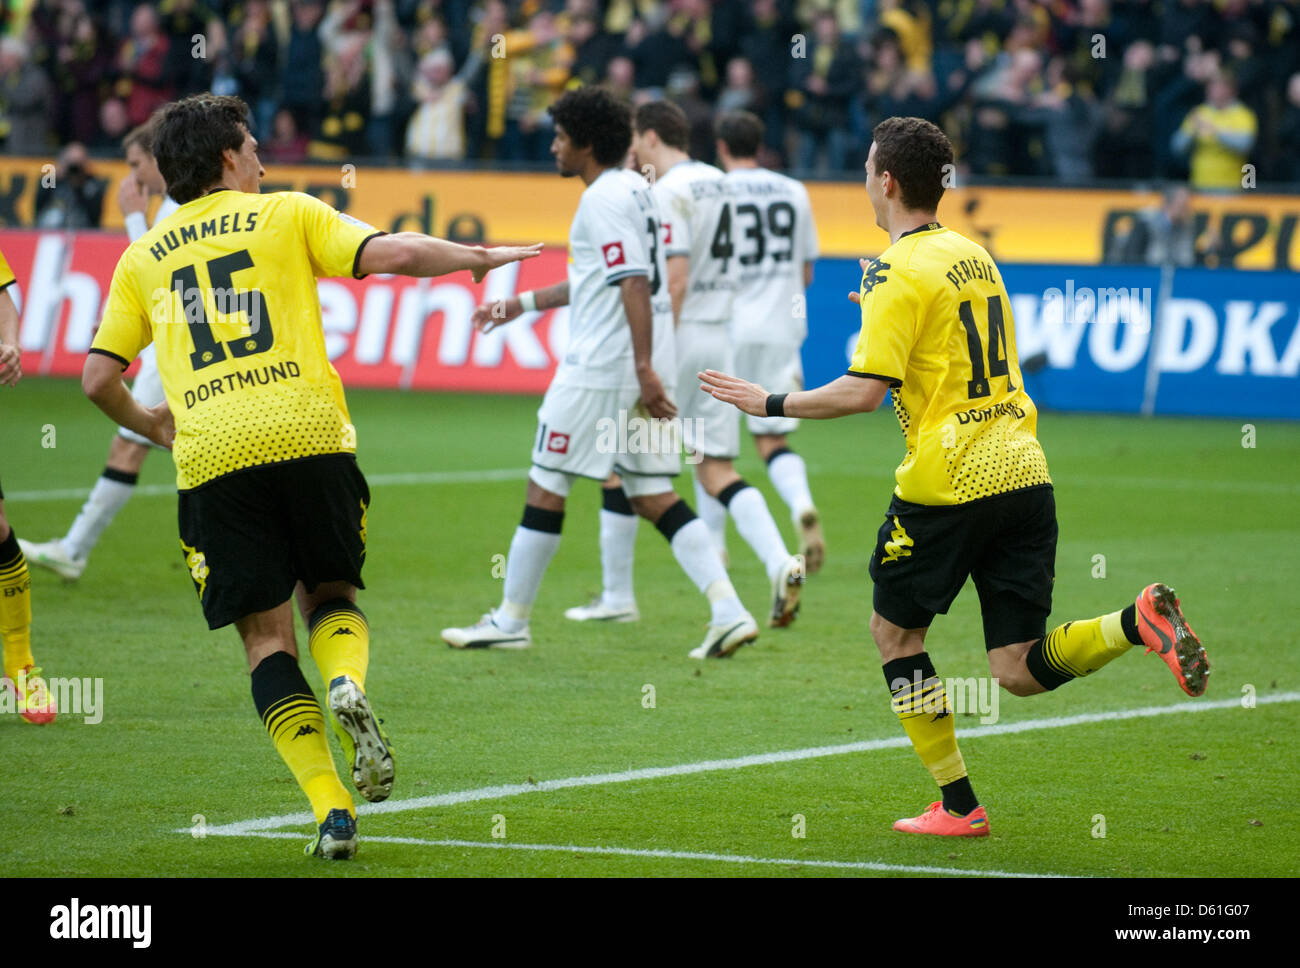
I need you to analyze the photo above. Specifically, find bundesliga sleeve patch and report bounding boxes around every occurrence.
[545,431,570,454]
[602,242,626,268]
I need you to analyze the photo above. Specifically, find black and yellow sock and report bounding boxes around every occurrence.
[308,598,369,689]
[1026,607,1143,691]
[0,529,35,681]
[883,652,978,815]
[251,650,352,824]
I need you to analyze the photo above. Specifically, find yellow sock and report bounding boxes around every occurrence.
[1041,613,1133,681]
[890,670,968,786]
[0,533,35,681]
[251,651,353,824]
[309,599,369,689]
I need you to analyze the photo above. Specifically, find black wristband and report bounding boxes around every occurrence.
[765,393,788,418]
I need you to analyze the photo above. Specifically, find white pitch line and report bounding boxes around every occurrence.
[236,832,1064,878]
[5,467,529,503]
[189,690,1300,838]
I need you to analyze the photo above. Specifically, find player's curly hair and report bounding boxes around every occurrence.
[153,95,252,204]
[871,116,954,213]
[547,86,632,166]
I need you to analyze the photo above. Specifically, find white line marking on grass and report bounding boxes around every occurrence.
[189,691,1300,838]
[7,468,529,503]
[238,832,1062,878]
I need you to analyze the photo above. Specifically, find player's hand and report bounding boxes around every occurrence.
[0,343,21,387]
[472,296,522,334]
[471,243,545,284]
[145,401,175,450]
[117,174,149,216]
[698,369,768,417]
[848,256,870,304]
[637,368,677,420]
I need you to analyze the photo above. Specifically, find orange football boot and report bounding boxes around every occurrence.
[893,801,990,837]
[1135,583,1209,697]
[5,665,57,725]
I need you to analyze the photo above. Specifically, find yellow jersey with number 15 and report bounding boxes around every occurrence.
[91,189,382,491]
[848,222,1051,506]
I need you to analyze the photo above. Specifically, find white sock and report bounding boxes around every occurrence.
[726,485,790,581]
[598,508,638,608]
[63,472,136,560]
[496,521,562,632]
[693,476,727,557]
[667,517,746,625]
[767,451,816,521]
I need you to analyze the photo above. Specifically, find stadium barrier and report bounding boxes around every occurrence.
[3,156,1299,267]
[3,230,1296,419]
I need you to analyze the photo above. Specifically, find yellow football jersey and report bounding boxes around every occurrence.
[91,190,382,490]
[849,222,1051,505]
[0,246,14,290]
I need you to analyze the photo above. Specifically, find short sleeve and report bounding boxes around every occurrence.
[847,257,917,387]
[661,182,692,257]
[290,191,385,279]
[0,246,14,291]
[798,185,820,262]
[90,252,152,368]
[584,189,650,286]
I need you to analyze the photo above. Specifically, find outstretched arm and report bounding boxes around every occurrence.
[699,369,889,419]
[358,233,543,282]
[473,280,569,333]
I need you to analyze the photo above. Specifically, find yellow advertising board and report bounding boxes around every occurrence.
[3,156,1297,268]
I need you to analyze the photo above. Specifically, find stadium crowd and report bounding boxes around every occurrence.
[1,0,1297,189]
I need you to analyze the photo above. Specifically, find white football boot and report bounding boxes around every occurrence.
[769,554,806,628]
[689,613,760,659]
[17,538,85,581]
[441,612,532,650]
[564,597,640,622]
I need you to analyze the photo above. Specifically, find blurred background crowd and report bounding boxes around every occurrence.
[1,0,1297,191]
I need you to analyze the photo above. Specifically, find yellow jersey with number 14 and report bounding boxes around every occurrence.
[91,189,382,491]
[848,222,1051,506]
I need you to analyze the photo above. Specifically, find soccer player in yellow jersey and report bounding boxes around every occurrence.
[701,117,1210,837]
[82,95,542,859]
[0,245,57,725]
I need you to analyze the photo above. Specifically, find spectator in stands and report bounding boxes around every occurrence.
[263,107,310,163]
[405,48,469,161]
[500,9,571,162]
[0,36,53,155]
[230,0,279,139]
[788,10,857,174]
[159,0,222,99]
[115,4,172,126]
[309,32,370,160]
[1172,70,1257,191]
[94,96,131,151]
[1114,185,1200,266]
[716,56,761,116]
[282,0,326,136]
[53,4,114,146]
[567,12,619,88]
[1278,73,1300,184]
[1094,38,1156,179]
[604,54,637,103]
[34,142,106,228]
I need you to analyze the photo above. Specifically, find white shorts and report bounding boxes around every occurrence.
[733,341,803,436]
[530,380,682,495]
[118,343,165,447]
[675,320,740,460]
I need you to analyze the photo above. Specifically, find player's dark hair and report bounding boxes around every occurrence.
[547,86,632,167]
[634,100,690,151]
[871,116,953,213]
[714,110,763,159]
[153,94,252,204]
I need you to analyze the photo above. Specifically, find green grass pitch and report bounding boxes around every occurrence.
[2,377,1297,877]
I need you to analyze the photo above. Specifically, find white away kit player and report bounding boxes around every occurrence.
[442,86,760,659]
[567,100,805,629]
[714,110,825,572]
[22,116,180,580]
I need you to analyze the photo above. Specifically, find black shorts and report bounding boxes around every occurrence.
[868,484,1057,650]
[177,454,369,630]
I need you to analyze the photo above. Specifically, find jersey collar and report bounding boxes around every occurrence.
[896,221,943,241]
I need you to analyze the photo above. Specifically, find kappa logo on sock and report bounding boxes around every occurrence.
[546,431,570,454]
[329,627,356,637]
[293,724,319,739]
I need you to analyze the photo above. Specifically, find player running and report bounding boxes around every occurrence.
[443,86,761,660]
[23,116,180,581]
[566,101,805,630]
[82,94,541,859]
[701,116,1209,837]
[715,111,826,574]
[0,244,56,725]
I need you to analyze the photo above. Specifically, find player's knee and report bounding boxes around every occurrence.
[997,673,1038,697]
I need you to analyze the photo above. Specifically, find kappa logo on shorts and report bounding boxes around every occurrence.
[881,515,913,564]
[601,242,626,268]
[546,431,571,454]
[179,540,208,596]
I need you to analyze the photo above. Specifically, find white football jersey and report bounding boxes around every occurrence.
[561,167,674,389]
[724,167,819,343]
[653,159,735,324]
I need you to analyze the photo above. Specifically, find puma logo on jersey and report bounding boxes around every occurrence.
[293,724,319,739]
[881,516,913,563]
[861,258,890,295]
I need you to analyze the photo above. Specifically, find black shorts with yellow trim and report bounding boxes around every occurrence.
[868,484,1057,650]
[177,453,369,630]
